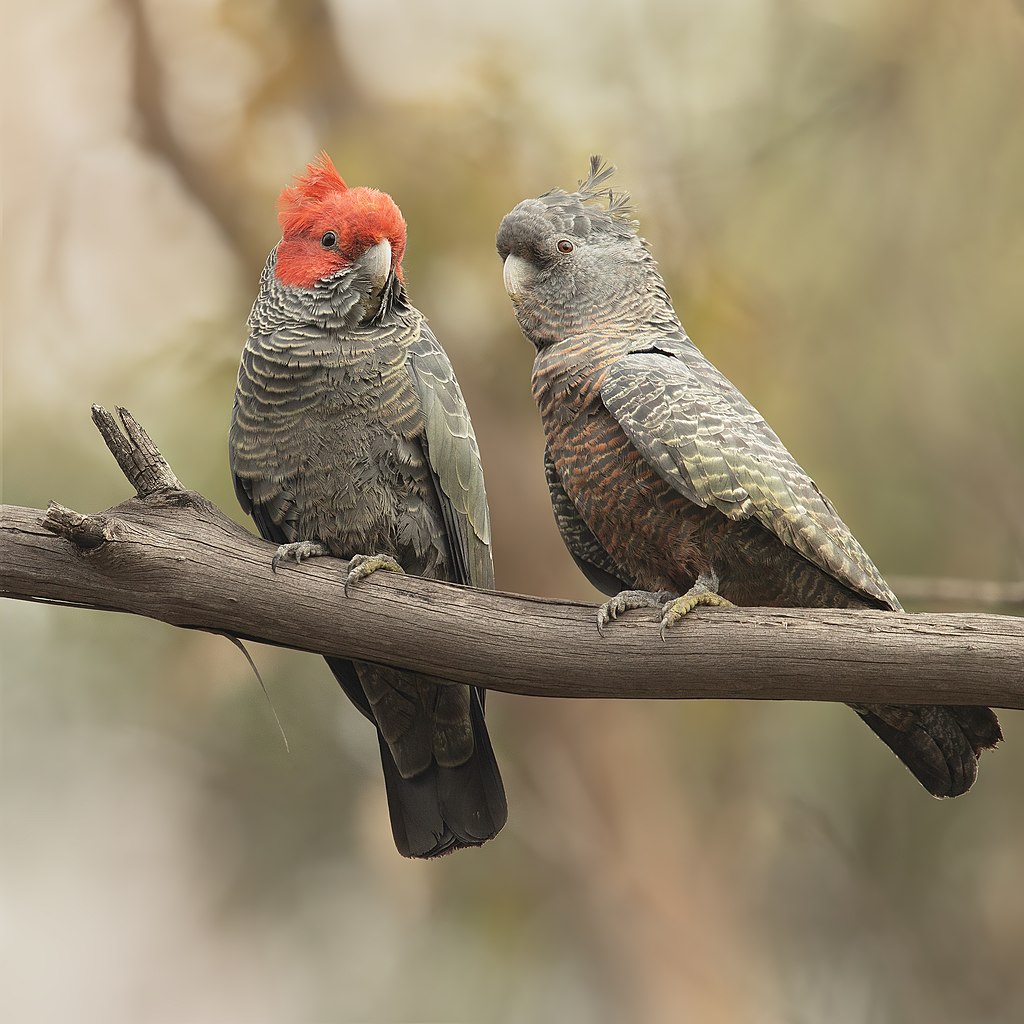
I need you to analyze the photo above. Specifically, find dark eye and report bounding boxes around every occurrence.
[321,231,337,248]
[557,239,574,254]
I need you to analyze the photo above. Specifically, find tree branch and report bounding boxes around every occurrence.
[1,408,1021,709]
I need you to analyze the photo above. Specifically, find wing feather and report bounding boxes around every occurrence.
[407,324,495,591]
[599,336,899,608]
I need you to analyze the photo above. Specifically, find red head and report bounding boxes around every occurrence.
[274,153,407,289]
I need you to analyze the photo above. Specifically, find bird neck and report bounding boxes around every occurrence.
[250,249,414,335]
[531,332,629,422]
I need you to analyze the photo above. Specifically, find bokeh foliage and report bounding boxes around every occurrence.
[4,1,1023,1021]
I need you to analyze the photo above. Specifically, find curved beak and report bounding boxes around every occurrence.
[502,253,536,300]
[360,238,393,291]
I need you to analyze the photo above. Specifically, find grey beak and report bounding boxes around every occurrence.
[502,254,536,300]
[360,239,392,290]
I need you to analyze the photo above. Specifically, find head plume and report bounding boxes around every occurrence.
[277,152,348,236]
[575,155,633,219]
[530,155,636,238]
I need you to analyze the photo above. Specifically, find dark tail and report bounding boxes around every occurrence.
[854,702,1002,797]
[378,689,508,858]
[325,656,506,857]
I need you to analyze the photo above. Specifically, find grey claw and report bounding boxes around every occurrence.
[272,541,326,574]
[596,590,675,639]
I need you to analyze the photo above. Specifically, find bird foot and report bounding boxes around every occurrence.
[659,577,734,640]
[596,590,676,636]
[271,541,329,573]
[344,553,405,596]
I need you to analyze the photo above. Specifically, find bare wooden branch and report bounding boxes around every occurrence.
[1,408,1022,709]
[41,503,116,549]
[90,404,182,495]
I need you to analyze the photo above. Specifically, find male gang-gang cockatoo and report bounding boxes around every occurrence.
[231,155,507,856]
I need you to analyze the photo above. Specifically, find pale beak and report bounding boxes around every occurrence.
[360,238,392,290]
[503,253,535,300]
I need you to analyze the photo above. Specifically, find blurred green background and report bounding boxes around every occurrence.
[4,1,1023,1021]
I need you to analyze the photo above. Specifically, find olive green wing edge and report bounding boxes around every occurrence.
[600,341,900,609]
[406,323,494,591]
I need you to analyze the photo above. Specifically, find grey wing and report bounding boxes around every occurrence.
[543,446,631,596]
[406,322,494,590]
[599,336,899,608]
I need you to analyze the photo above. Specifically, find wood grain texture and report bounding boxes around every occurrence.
[2,497,1022,708]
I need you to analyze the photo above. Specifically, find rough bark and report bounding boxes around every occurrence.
[1,407,1021,709]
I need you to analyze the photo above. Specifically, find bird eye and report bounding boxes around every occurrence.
[321,231,337,248]
[557,239,574,254]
